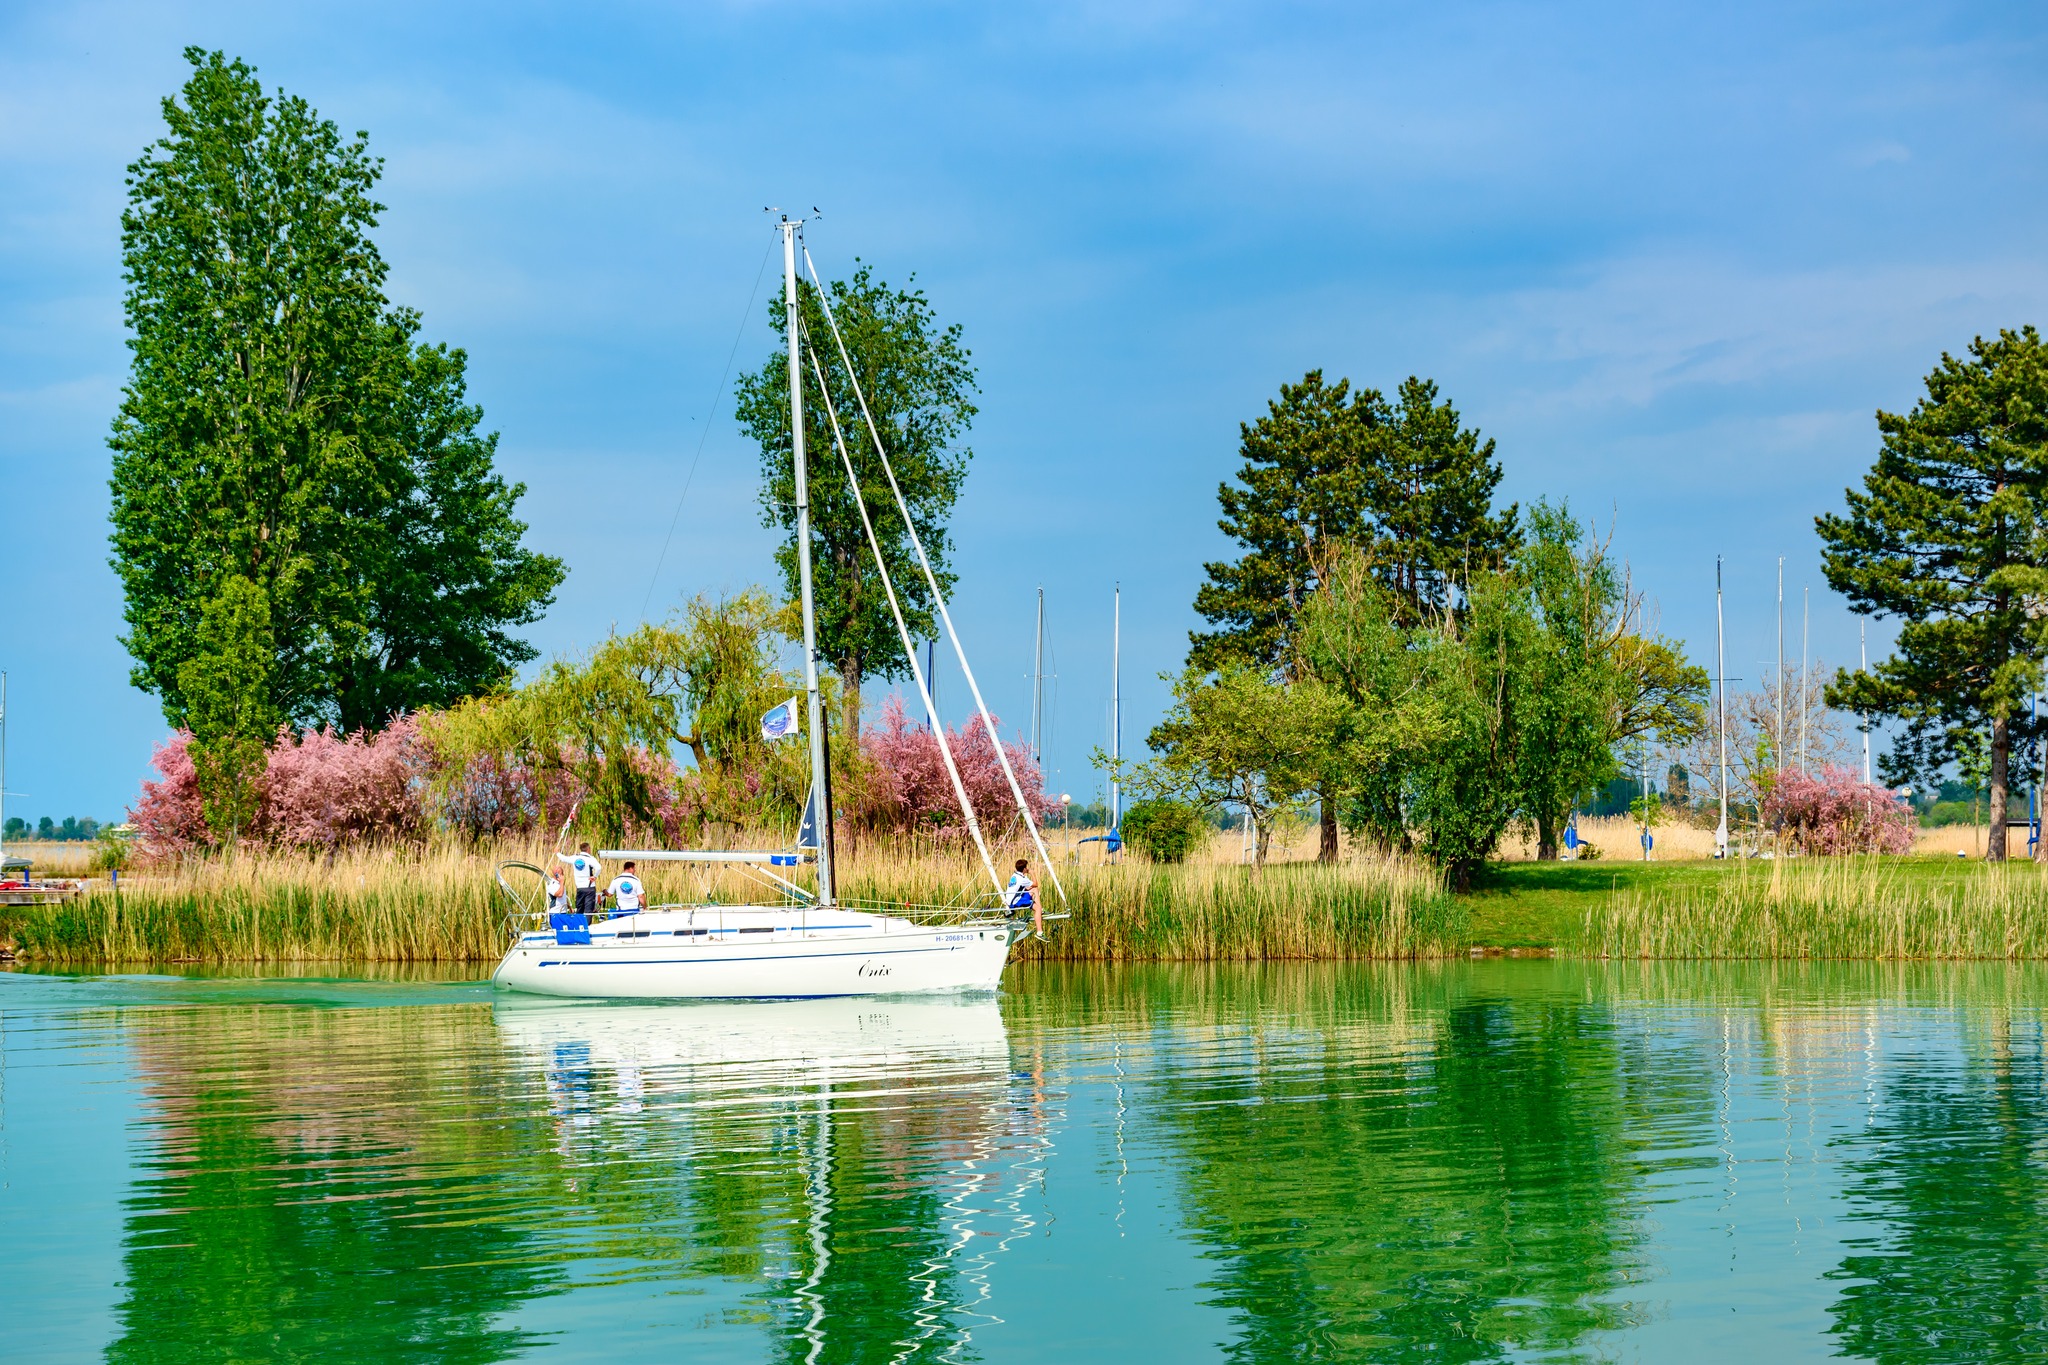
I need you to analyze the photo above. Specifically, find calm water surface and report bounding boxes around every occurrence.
[3,959,2046,1362]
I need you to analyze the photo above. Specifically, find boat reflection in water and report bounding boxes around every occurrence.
[493,993,1054,1360]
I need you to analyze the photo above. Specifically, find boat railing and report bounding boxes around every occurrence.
[492,858,1044,940]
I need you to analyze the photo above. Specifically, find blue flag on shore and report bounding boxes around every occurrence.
[761,697,801,741]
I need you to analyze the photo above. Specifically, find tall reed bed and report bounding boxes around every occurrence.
[844,850,1462,961]
[1580,856,2048,960]
[3,839,1460,964]
[9,844,509,963]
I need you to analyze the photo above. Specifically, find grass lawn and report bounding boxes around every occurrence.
[1463,854,2042,950]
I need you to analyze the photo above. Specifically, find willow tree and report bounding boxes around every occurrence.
[109,49,561,736]
[734,262,974,739]
[1820,327,2048,861]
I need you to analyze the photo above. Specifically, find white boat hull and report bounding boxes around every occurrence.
[490,905,1020,1000]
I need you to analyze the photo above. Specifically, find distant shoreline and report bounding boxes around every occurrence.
[7,844,2048,965]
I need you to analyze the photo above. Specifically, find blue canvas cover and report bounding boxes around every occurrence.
[550,911,591,946]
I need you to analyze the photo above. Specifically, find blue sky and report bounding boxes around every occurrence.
[4,1,2045,821]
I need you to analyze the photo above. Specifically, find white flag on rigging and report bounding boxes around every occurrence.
[760,696,801,741]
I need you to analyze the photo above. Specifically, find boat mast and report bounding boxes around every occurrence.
[1110,584,1121,840]
[1715,558,1728,859]
[1031,588,1044,770]
[782,218,835,906]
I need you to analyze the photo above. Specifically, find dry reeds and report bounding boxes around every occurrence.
[1580,856,2048,960]
[10,843,508,964]
[3,837,1460,965]
[845,851,1461,962]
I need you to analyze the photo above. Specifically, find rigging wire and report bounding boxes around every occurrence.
[802,330,1004,894]
[639,241,776,623]
[802,242,1069,911]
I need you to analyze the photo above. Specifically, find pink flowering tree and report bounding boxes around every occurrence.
[1762,765,1915,855]
[856,697,1056,839]
[264,717,427,848]
[131,721,431,855]
[131,732,210,856]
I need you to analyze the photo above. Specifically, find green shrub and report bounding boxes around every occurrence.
[1121,799,1210,863]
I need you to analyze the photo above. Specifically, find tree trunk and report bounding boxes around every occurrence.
[840,656,862,744]
[1252,812,1271,876]
[1989,713,2011,861]
[1318,791,1338,863]
[1536,808,1559,861]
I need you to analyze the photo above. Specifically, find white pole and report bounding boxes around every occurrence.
[1861,619,1871,785]
[1800,586,1809,774]
[1111,584,1122,846]
[781,220,833,906]
[1716,559,1728,859]
[1777,557,1785,769]
[1032,587,1044,770]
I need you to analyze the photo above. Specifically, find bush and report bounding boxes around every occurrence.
[1120,799,1210,863]
[90,828,134,874]
[1921,800,1981,828]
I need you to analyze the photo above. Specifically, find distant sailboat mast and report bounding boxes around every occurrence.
[1715,558,1728,860]
[1110,584,1122,844]
[1031,587,1045,771]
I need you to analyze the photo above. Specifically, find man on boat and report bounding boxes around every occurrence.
[556,843,603,916]
[1005,858,1043,936]
[608,862,646,916]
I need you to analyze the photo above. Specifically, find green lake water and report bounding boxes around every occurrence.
[4,960,2047,1362]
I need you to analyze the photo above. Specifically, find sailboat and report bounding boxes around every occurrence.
[490,217,1065,1000]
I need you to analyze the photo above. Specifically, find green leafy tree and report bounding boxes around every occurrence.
[1128,665,1352,872]
[1514,502,1707,860]
[1402,575,1538,889]
[178,575,280,846]
[109,49,560,735]
[1819,327,2048,860]
[1292,548,1443,854]
[1193,372,1519,862]
[426,590,809,841]
[735,262,974,739]
[1119,798,1211,863]
[327,340,566,732]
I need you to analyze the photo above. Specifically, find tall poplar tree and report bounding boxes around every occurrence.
[1819,327,2048,861]
[735,262,974,739]
[109,49,562,736]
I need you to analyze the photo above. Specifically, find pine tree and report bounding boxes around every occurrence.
[1819,327,2048,860]
[1190,371,1378,672]
[1362,378,1521,624]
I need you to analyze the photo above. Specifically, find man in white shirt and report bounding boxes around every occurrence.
[608,861,646,916]
[555,842,604,916]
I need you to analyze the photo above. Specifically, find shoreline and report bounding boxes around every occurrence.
[8,849,2048,965]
